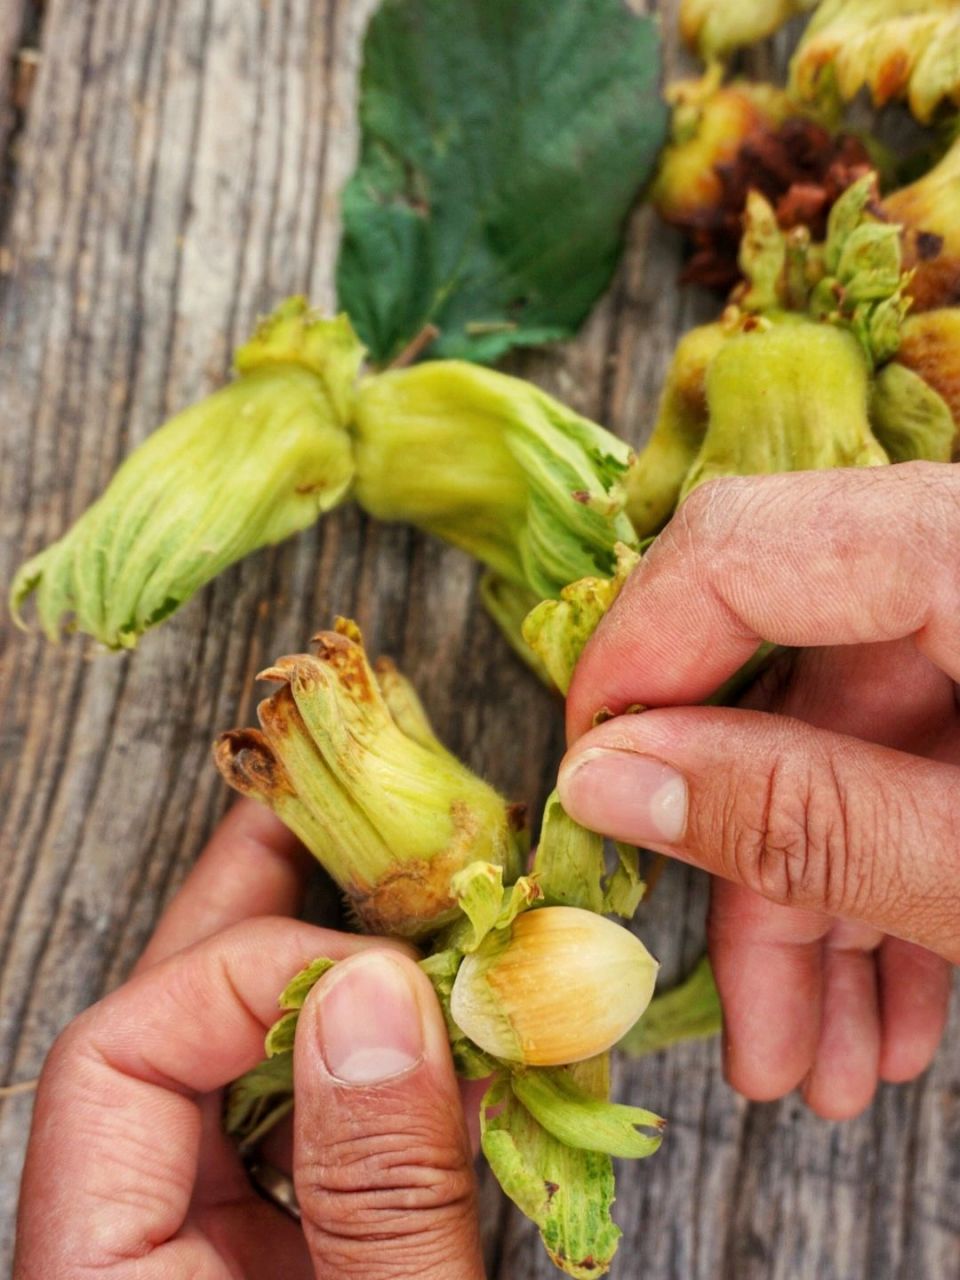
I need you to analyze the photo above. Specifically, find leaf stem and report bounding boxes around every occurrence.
[388,323,440,369]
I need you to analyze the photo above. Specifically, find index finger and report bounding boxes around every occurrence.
[567,463,960,739]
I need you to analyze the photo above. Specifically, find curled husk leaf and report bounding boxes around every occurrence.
[894,309,960,435]
[883,134,960,312]
[680,0,819,60]
[450,906,659,1066]
[351,360,638,601]
[869,362,956,462]
[481,1058,623,1279]
[790,0,960,124]
[11,302,640,658]
[509,1064,664,1158]
[530,792,646,919]
[214,619,522,938]
[371,655,462,759]
[10,300,362,648]
[522,546,640,695]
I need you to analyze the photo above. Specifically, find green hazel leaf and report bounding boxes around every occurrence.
[618,953,723,1058]
[224,1053,294,1151]
[336,0,667,365]
[480,1058,623,1279]
[510,1064,665,1159]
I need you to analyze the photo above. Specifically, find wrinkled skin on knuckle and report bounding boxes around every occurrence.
[697,752,872,917]
[36,1016,118,1115]
[660,477,781,633]
[663,476,745,564]
[903,459,960,523]
[296,1099,475,1263]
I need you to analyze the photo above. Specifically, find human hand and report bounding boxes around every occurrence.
[558,462,958,1119]
[15,801,485,1279]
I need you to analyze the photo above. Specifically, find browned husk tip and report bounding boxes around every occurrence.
[214,620,522,938]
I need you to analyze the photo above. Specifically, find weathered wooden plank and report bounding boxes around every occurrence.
[0,0,572,1268]
[1,1,959,1278]
[0,0,32,198]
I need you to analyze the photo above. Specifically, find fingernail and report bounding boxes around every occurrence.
[316,951,424,1085]
[558,747,688,844]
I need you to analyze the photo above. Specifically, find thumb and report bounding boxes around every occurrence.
[557,706,960,964]
[292,949,485,1280]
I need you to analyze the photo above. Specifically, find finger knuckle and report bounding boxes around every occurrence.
[40,1013,94,1082]
[715,754,869,915]
[909,462,960,598]
[297,1107,475,1265]
[669,476,742,550]
[664,478,769,622]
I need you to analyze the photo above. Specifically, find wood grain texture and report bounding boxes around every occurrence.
[1,2,959,1277]
[0,0,32,187]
